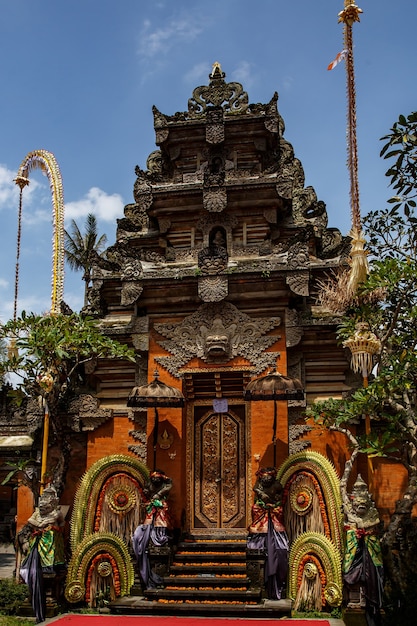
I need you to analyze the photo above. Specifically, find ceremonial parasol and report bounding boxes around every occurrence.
[127,370,184,469]
[244,368,304,467]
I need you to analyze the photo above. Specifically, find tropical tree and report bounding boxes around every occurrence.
[64,213,107,308]
[0,311,135,495]
[307,112,417,623]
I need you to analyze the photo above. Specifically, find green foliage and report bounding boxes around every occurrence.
[0,458,38,488]
[65,213,107,274]
[0,311,136,490]
[65,213,107,307]
[0,619,34,626]
[0,311,135,401]
[0,579,28,616]
[380,112,417,218]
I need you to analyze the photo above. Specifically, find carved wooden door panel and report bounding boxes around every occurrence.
[193,408,246,529]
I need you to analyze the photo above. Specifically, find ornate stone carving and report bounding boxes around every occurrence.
[133,166,153,216]
[198,243,228,275]
[203,187,227,212]
[286,271,310,297]
[206,106,224,144]
[67,394,113,432]
[128,412,147,462]
[188,62,248,116]
[121,280,143,306]
[152,105,169,144]
[131,316,149,352]
[123,203,149,230]
[288,242,310,270]
[292,186,328,232]
[289,422,312,455]
[89,242,146,307]
[319,228,349,259]
[197,213,237,246]
[154,302,281,377]
[198,275,228,302]
[146,150,164,179]
[285,309,303,347]
[275,139,305,199]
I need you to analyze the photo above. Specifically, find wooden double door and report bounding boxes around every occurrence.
[192,405,247,530]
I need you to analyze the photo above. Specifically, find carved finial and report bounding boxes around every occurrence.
[338,1,363,26]
[210,61,224,79]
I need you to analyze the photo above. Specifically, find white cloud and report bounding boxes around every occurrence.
[231,61,255,89]
[138,15,204,60]
[0,278,8,289]
[65,187,124,223]
[0,164,19,209]
[0,293,50,322]
[184,62,211,86]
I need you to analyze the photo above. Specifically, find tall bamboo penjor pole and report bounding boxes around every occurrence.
[338,1,369,295]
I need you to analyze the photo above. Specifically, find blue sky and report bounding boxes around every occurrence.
[0,0,415,319]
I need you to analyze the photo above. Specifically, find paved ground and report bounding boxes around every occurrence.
[0,542,16,579]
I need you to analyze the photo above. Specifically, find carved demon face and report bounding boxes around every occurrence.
[38,487,59,518]
[200,318,235,360]
[351,493,372,518]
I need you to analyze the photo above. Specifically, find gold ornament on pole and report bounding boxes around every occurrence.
[343,322,381,381]
[343,322,381,476]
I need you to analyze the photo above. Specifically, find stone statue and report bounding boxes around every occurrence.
[343,475,384,626]
[19,485,65,623]
[142,469,173,529]
[247,467,289,599]
[132,470,173,589]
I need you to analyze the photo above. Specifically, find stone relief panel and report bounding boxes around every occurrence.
[198,242,228,275]
[285,309,303,347]
[67,394,113,432]
[128,411,147,462]
[198,275,228,302]
[206,106,224,144]
[154,302,281,377]
[286,271,310,297]
[203,187,227,212]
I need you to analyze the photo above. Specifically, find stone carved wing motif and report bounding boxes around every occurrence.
[154,302,281,377]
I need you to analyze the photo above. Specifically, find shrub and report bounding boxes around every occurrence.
[0,578,29,615]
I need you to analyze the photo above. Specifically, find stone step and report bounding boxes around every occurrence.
[164,575,250,588]
[169,563,247,576]
[110,596,292,618]
[144,587,262,602]
[178,540,246,552]
[173,551,246,563]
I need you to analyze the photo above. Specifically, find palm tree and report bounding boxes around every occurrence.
[64,213,107,308]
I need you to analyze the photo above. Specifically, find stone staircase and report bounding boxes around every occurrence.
[111,533,291,617]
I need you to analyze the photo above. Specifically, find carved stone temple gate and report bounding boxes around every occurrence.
[17,62,371,614]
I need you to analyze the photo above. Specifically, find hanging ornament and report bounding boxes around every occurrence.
[343,322,381,379]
